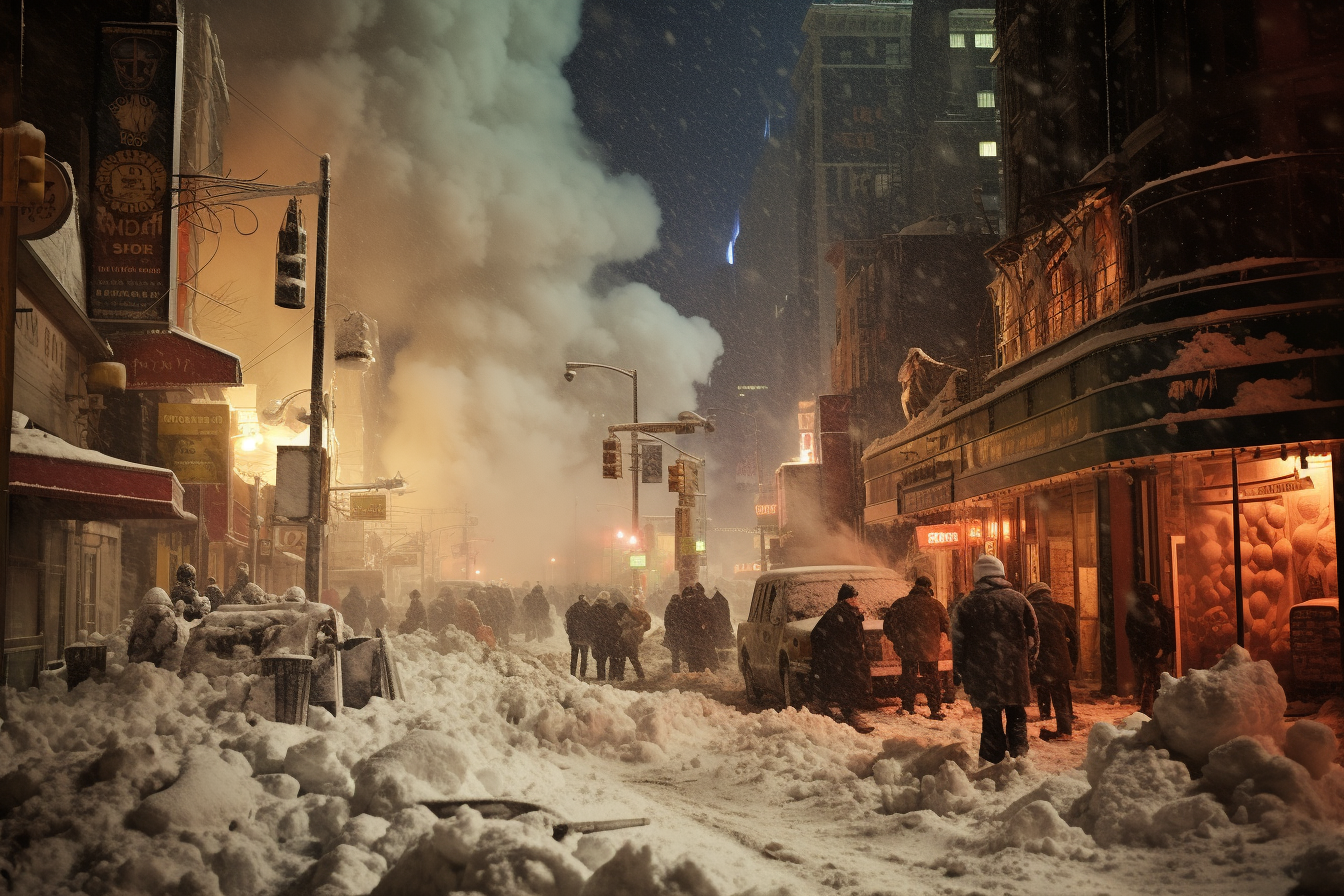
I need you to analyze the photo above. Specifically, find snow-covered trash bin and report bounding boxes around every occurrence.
[63,644,106,689]
[261,654,314,725]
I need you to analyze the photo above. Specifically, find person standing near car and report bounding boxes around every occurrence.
[565,593,593,678]
[810,583,874,733]
[1024,581,1078,741]
[952,555,1039,763]
[883,575,948,720]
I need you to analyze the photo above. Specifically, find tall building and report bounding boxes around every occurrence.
[861,0,1344,696]
[792,0,999,383]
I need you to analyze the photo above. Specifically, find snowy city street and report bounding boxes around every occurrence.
[0,0,1342,893]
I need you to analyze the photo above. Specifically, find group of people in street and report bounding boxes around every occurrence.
[564,591,651,681]
[810,553,1176,765]
[662,583,732,672]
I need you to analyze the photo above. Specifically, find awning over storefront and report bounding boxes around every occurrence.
[108,328,242,390]
[10,426,194,521]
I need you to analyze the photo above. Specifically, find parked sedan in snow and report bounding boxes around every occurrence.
[737,565,909,706]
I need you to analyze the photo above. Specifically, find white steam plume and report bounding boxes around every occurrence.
[199,0,722,582]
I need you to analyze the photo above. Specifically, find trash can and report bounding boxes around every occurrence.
[64,645,107,690]
[261,654,314,725]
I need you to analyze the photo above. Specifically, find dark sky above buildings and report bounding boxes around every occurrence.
[564,0,815,323]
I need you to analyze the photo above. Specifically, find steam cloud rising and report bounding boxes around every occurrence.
[201,0,722,581]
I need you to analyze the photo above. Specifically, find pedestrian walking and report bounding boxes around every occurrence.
[810,583,874,732]
[664,587,690,672]
[683,583,716,672]
[710,588,733,651]
[616,600,649,680]
[399,589,428,634]
[952,554,1039,763]
[522,585,552,641]
[883,575,949,720]
[457,590,488,643]
[368,590,390,634]
[1126,581,1174,716]
[427,587,453,633]
[589,592,620,681]
[1023,581,1078,741]
[343,586,368,636]
[565,593,593,677]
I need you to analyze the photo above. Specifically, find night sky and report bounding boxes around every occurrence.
[564,0,815,324]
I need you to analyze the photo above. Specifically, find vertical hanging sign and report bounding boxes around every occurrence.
[89,22,182,321]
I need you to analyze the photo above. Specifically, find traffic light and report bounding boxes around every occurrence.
[601,436,623,479]
[1,122,45,206]
[667,461,684,493]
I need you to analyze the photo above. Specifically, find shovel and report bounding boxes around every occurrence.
[421,798,650,841]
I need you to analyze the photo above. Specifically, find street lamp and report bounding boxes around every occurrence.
[564,361,639,592]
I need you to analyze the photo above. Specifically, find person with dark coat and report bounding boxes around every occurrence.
[428,587,454,633]
[399,589,428,634]
[663,588,690,672]
[589,592,620,681]
[203,584,226,614]
[456,591,487,643]
[222,562,251,606]
[810,583,874,732]
[482,585,516,647]
[368,590,390,634]
[343,586,368,636]
[623,596,651,680]
[1024,581,1078,740]
[1126,581,1174,716]
[710,589,733,651]
[565,593,593,677]
[170,563,209,621]
[682,584,716,672]
[883,575,949,720]
[522,585,552,641]
[953,554,1039,763]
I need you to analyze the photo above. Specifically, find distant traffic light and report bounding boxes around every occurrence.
[667,461,683,493]
[1,122,45,206]
[602,436,623,479]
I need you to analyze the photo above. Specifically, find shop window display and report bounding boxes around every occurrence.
[1175,452,1336,683]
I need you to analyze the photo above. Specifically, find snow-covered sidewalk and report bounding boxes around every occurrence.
[1,622,1341,895]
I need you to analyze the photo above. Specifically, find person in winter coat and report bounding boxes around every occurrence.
[663,588,689,672]
[1023,581,1078,740]
[710,589,733,651]
[222,562,251,606]
[127,587,182,667]
[343,586,368,636]
[810,583,874,732]
[427,587,454,633]
[616,600,649,680]
[682,584,716,672]
[883,575,949,720]
[368,591,391,633]
[1126,581,1174,716]
[169,563,209,621]
[522,585,552,641]
[399,590,428,633]
[481,586,516,647]
[456,592,487,643]
[589,592,621,681]
[565,593,593,677]
[952,554,1039,763]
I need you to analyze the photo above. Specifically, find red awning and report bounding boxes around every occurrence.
[108,328,242,390]
[10,428,194,521]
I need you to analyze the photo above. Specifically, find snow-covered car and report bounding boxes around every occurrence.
[737,565,909,706]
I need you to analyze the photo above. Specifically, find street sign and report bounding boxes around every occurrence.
[273,526,307,554]
[679,536,697,555]
[386,553,419,567]
[348,493,387,521]
[695,539,706,553]
[629,553,647,569]
[274,445,322,520]
[156,402,229,484]
[641,443,663,483]
[917,523,965,550]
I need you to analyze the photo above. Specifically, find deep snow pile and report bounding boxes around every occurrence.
[1,629,1342,895]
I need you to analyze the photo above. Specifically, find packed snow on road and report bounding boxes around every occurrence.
[1,613,1342,896]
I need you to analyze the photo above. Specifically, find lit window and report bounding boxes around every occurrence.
[979,140,998,157]
[974,32,995,49]
[949,33,966,48]
[977,90,995,108]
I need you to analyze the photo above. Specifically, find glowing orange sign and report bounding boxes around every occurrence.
[916,524,964,550]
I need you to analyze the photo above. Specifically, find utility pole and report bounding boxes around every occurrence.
[0,0,20,691]
[249,476,261,587]
[304,154,331,601]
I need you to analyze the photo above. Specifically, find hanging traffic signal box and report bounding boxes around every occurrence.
[601,436,623,479]
[1,122,46,206]
[667,461,684,493]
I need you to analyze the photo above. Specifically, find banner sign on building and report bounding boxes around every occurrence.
[89,23,182,321]
[641,442,663,484]
[348,493,387,521]
[916,523,965,550]
[157,402,228,484]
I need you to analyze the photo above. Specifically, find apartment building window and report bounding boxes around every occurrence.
[885,43,902,65]
[977,90,996,108]
[974,32,995,49]
[949,33,966,48]
[979,140,998,157]
[874,172,891,198]
[839,50,853,63]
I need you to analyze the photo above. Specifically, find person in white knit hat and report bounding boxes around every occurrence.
[951,554,1039,763]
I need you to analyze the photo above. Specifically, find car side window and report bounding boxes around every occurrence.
[749,585,763,622]
[766,585,781,623]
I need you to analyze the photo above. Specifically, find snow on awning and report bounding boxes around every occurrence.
[10,427,194,522]
[108,328,242,390]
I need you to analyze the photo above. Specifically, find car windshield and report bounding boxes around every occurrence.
[784,577,904,622]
